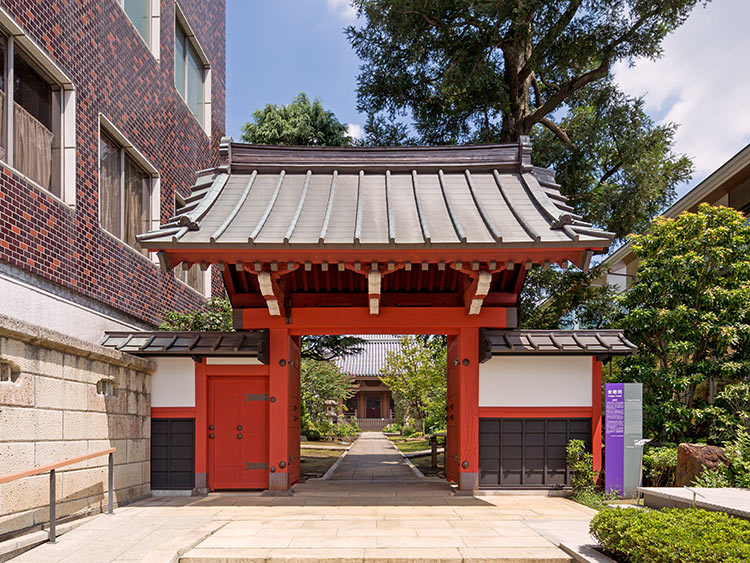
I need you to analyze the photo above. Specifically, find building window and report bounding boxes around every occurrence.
[99,125,156,257]
[0,26,75,202]
[173,192,208,295]
[115,0,160,59]
[174,6,210,132]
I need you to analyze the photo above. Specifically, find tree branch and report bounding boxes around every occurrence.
[539,117,574,147]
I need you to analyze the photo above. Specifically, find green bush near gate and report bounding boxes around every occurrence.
[590,507,750,563]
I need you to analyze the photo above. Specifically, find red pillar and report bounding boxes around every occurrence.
[592,357,603,475]
[194,359,208,490]
[268,328,291,490]
[458,327,479,491]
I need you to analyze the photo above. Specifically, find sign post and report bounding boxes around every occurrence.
[605,383,643,497]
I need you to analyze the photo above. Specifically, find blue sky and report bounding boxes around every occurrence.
[227,0,750,196]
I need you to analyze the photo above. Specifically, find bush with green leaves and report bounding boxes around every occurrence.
[566,440,617,509]
[383,423,401,433]
[643,446,678,487]
[694,430,750,488]
[159,297,234,331]
[590,507,750,563]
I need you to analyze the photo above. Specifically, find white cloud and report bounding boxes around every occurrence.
[614,0,750,184]
[325,0,357,21]
[347,123,364,139]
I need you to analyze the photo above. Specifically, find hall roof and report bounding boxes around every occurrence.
[480,329,636,361]
[334,335,403,378]
[138,138,614,252]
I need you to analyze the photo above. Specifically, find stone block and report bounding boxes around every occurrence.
[109,414,141,440]
[2,340,65,379]
[114,462,146,491]
[0,442,35,474]
[0,474,54,515]
[0,509,34,536]
[34,375,66,409]
[63,355,94,384]
[35,441,88,470]
[0,407,63,442]
[127,439,148,463]
[87,383,107,412]
[676,443,730,486]
[87,439,126,466]
[0,371,34,407]
[63,411,108,440]
[60,467,108,501]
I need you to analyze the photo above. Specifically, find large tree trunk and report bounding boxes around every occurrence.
[500,27,533,142]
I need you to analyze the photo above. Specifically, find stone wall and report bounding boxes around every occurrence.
[0,315,155,539]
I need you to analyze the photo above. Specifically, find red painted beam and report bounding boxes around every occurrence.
[458,327,480,491]
[238,306,509,335]
[592,358,603,475]
[151,407,196,419]
[194,360,208,489]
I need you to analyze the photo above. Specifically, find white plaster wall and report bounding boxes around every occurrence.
[479,355,592,407]
[0,273,141,342]
[152,357,196,407]
[205,357,261,365]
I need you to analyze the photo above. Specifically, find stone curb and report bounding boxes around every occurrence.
[140,520,229,563]
[387,439,426,479]
[0,313,156,373]
[559,542,617,563]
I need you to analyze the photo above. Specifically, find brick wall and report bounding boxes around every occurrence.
[0,314,155,539]
[0,0,226,326]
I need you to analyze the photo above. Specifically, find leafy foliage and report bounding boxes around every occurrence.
[643,446,678,487]
[590,507,750,563]
[379,336,446,434]
[566,439,616,509]
[300,359,356,426]
[240,92,352,146]
[159,297,234,331]
[694,431,750,488]
[618,205,750,442]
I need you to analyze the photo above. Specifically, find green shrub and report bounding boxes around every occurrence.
[643,446,678,487]
[402,426,418,437]
[566,439,617,509]
[333,421,359,439]
[725,430,750,488]
[591,507,750,563]
[304,429,321,441]
[383,423,402,433]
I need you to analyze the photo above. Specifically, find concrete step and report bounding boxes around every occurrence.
[180,546,573,562]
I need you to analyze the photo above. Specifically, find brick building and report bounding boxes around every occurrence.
[0,0,225,537]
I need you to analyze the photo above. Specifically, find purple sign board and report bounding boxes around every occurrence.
[605,383,642,497]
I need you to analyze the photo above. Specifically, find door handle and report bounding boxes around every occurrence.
[237,434,243,439]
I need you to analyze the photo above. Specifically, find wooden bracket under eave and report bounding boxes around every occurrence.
[258,271,286,317]
[463,270,492,316]
[368,269,381,315]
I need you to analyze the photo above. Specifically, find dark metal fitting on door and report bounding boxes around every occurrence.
[461,461,469,468]
[279,359,287,366]
[236,434,243,439]
[209,433,215,439]
[208,424,214,430]
[462,358,470,366]
[236,425,243,431]
[279,461,286,468]
[270,466,276,472]
[270,396,276,403]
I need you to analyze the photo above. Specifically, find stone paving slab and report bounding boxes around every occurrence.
[640,486,750,519]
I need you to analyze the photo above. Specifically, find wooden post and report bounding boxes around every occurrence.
[194,359,208,490]
[268,328,291,490]
[592,357,603,475]
[430,435,438,469]
[457,327,479,491]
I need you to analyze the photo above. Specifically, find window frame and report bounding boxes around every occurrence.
[0,7,76,206]
[174,3,211,135]
[97,114,161,260]
[114,0,161,61]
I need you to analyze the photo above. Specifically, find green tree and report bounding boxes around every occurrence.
[302,335,365,362]
[240,92,352,146]
[618,204,750,442]
[379,336,447,434]
[300,359,357,425]
[159,297,234,331]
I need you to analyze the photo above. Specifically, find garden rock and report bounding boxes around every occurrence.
[676,443,730,486]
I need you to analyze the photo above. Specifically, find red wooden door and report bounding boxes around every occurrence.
[208,376,268,490]
[366,395,381,418]
[445,336,460,484]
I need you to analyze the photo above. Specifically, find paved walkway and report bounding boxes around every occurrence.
[13,433,596,562]
[329,431,419,481]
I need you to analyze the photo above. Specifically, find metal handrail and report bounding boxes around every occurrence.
[0,448,116,543]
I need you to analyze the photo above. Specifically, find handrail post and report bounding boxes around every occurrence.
[48,469,56,543]
[108,452,114,515]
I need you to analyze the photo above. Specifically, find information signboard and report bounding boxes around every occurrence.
[605,383,643,497]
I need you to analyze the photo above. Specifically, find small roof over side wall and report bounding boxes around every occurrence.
[137,138,614,255]
[101,331,269,363]
[480,329,636,362]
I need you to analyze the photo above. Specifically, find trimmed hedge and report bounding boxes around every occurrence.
[590,507,750,563]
